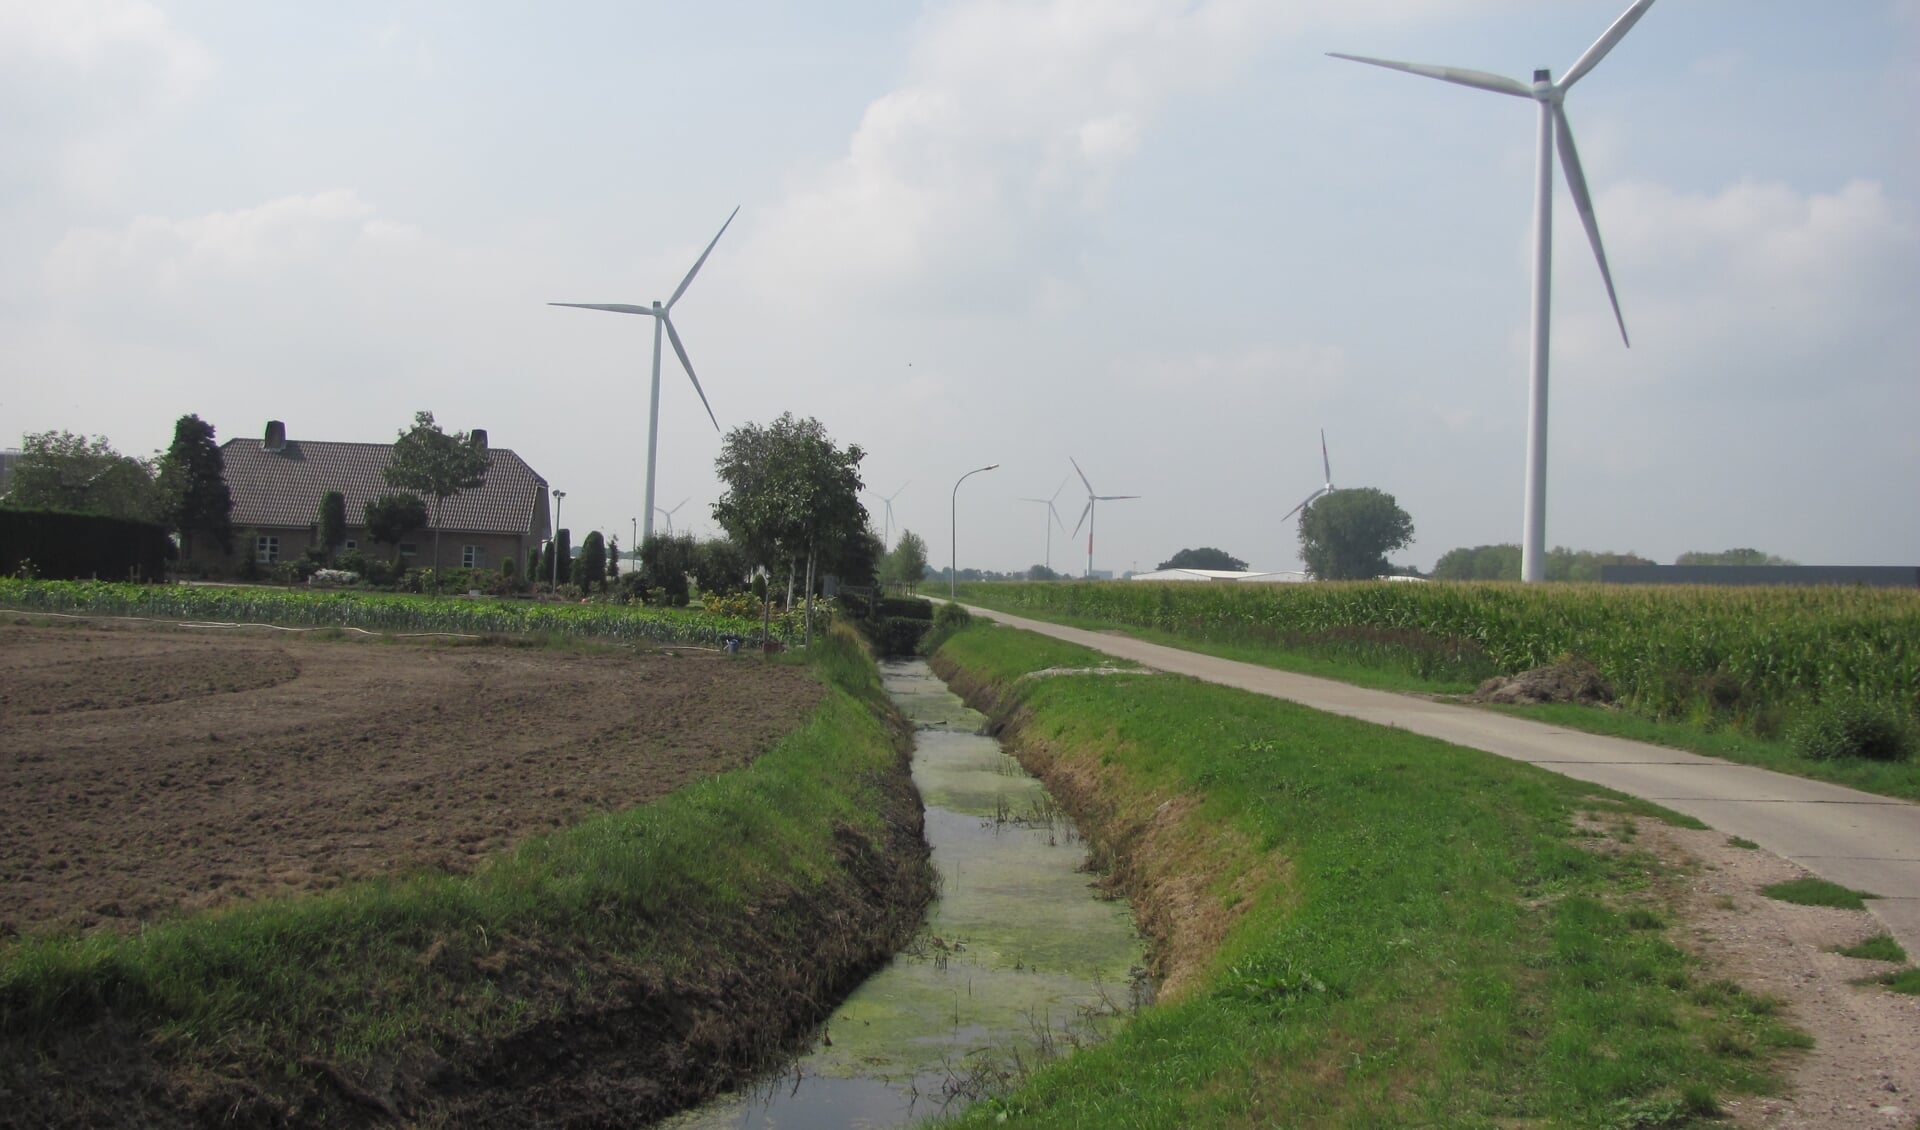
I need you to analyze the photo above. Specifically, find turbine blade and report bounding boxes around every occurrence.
[1281,499,1307,523]
[1553,104,1630,346]
[1069,456,1094,496]
[663,316,722,431]
[549,302,658,316]
[1049,475,1069,503]
[667,205,740,310]
[1072,500,1092,537]
[1048,503,1066,532]
[1560,0,1656,91]
[1326,52,1531,98]
[1096,495,1140,501]
[1320,428,1332,487]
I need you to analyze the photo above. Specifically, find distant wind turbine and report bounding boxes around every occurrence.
[654,497,690,536]
[872,481,909,547]
[551,206,740,545]
[1281,429,1335,524]
[1332,0,1653,582]
[1069,457,1139,579]
[1019,476,1070,573]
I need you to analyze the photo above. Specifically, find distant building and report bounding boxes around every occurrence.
[1130,568,1312,583]
[1600,565,1919,589]
[192,420,551,573]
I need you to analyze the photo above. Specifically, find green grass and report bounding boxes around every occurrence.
[1833,934,1907,962]
[954,582,1920,803]
[1759,877,1878,910]
[0,624,915,1110]
[1728,836,1760,850]
[1878,969,1920,995]
[932,623,1805,1127]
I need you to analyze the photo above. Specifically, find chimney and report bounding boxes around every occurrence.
[470,428,488,451]
[264,420,286,452]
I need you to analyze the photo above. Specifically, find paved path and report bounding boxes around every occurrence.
[960,604,1920,954]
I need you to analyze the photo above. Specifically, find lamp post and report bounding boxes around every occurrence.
[950,463,998,599]
[551,490,566,589]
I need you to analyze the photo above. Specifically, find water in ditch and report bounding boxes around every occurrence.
[658,658,1148,1129]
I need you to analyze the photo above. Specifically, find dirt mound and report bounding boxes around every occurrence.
[1471,657,1616,707]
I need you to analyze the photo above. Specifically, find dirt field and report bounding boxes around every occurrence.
[0,617,826,940]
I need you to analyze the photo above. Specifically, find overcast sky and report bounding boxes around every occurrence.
[5,1,1916,575]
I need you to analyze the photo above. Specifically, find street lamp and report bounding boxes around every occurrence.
[551,490,566,589]
[950,463,999,599]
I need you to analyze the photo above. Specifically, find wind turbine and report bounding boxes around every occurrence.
[1281,429,1335,524]
[1019,476,1070,573]
[1332,0,1652,583]
[1069,457,1139,579]
[654,497,690,537]
[551,206,739,545]
[872,481,909,547]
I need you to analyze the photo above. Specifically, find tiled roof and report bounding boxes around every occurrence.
[221,438,547,537]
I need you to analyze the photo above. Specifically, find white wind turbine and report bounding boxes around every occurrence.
[1332,0,1652,583]
[654,497,690,536]
[551,206,739,545]
[1281,429,1335,525]
[1069,457,1139,579]
[1019,476,1070,573]
[872,481,909,547]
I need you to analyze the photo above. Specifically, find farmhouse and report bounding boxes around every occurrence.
[197,420,552,573]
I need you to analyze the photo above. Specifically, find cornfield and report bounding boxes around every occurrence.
[0,579,800,646]
[955,580,1920,726]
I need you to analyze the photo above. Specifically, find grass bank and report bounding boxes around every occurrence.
[0,624,931,1129]
[931,622,1806,1127]
[953,581,1920,802]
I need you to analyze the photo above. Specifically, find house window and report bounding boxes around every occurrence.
[398,543,418,558]
[343,539,357,550]
[462,545,485,569]
[255,536,279,564]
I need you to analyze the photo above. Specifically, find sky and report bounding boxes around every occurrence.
[4,1,1917,576]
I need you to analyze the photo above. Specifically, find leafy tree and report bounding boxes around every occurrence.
[607,537,620,581]
[317,490,347,560]
[690,536,750,595]
[1297,488,1414,580]
[7,430,163,522]
[1676,548,1797,567]
[1546,547,1655,582]
[155,415,232,557]
[827,525,885,590]
[363,494,428,561]
[712,413,869,644]
[1027,563,1061,581]
[383,411,491,576]
[1157,546,1248,571]
[882,530,930,590]
[1432,544,1521,581]
[640,532,697,605]
[578,531,607,594]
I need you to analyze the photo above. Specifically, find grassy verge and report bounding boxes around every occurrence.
[0,624,930,1128]
[954,587,1920,803]
[931,622,1804,1127]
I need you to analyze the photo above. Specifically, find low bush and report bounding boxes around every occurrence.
[870,616,930,658]
[1789,698,1915,763]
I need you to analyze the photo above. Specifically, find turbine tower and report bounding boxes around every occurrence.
[872,481,909,547]
[1332,0,1652,582]
[551,206,739,544]
[1069,457,1139,579]
[1019,475,1070,573]
[1281,429,1335,524]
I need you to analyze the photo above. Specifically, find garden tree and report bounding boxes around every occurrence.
[690,536,750,596]
[1157,546,1248,571]
[711,413,869,646]
[578,531,607,593]
[882,530,930,590]
[383,411,491,577]
[607,537,620,581]
[527,544,541,583]
[316,490,346,561]
[639,532,698,605]
[1677,548,1797,567]
[1027,563,1061,581]
[363,494,429,561]
[155,414,232,557]
[825,525,885,590]
[1297,488,1414,580]
[552,528,572,585]
[7,430,163,522]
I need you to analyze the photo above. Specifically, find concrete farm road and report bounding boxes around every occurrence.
[956,603,1920,955]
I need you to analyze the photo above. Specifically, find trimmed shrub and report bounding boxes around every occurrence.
[1790,698,1915,762]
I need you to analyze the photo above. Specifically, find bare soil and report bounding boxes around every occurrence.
[0,617,825,939]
